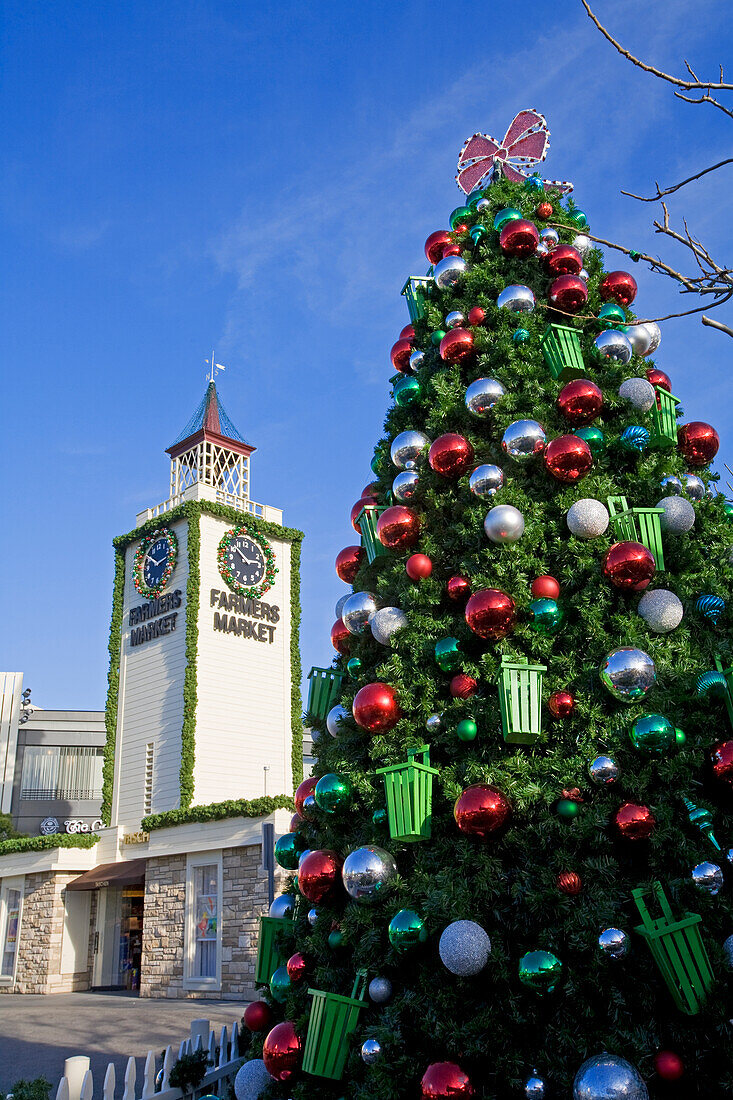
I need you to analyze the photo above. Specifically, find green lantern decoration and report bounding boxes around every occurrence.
[629,714,684,754]
[388,909,427,953]
[574,425,605,457]
[270,964,291,1003]
[302,971,368,1081]
[518,950,563,993]
[528,598,564,635]
[496,656,546,745]
[435,637,462,672]
[306,666,345,722]
[540,323,586,382]
[275,832,305,870]
[632,881,713,1015]
[314,773,352,813]
[255,916,287,984]
[394,376,421,407]
[376,746,438,843]
[457,718,478,742]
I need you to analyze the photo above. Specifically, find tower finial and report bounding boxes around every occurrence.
[205,350,226,384]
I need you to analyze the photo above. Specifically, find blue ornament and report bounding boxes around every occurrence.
[619,425,650,452]
[513,328,530,344]
[696,594,725,623]
[696,671,728,699]
[524,175,545,192]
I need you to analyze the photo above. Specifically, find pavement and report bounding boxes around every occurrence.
[0,993,247,1093]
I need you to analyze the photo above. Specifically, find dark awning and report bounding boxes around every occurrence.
[66,859,146,891]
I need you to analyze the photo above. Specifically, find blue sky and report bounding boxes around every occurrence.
[2,0,732,709]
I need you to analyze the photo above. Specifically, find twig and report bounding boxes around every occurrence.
[674,89,733,122]
[702,315,733,338]
[621,158,733,202]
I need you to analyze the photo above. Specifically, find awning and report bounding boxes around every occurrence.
[66,859,147,891]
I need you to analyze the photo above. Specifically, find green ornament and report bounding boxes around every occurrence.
[529,598,564,635]
[696,670,728,699]
[346,657,362,677]
[435,636,462,672]
[466,189,485,211]
[524,175,545,193]
[675,727,686,745]
[431,329,446,347]
[513,328,530,344]
[598,302,626,327]
[270,965,291,1003]
[723,501,733,523]
[682,797,721,850]
[457,718,478,742]
[370,453,382,475]
[275,832,305,870]
[328,929,344,949]
[493,207,522,231]
[393,375,421,407]
[470,224,487,245]
[557,798,579,820]
[629,713,677,754]
[570,209,588,230]
[518,950,562,993]
[372,808,387,826]
[388,909,427,953]
[449,206,471,230]
[314,772,352,813]
[573,425,605,457]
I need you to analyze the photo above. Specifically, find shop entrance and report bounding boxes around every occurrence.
[92,884,144,991]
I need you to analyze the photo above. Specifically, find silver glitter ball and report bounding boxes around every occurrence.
[326,704,349,738]
[572,233,592,255]
[682,473,705,501]
[656,495,696,533]
[618,377,655,412]
[370,606,408,645]
[465,376,505,416]
[234,1060,273,1100]
[523,1073,546,1099]
[469,463,504,498]
[566,498,609,538]
[390,430,431,470]
[637,589,684,633]
[445,310,465,329]
[723,934,733,969]
[598,928,629,959]
[409,349,425,371]
[573,1053,648,1100]
[659,474,683,495]
[341,845,398,902]
[438,919,491,976]
[643,321,661,355]
[484,504,525,543]
[599,647,656,703]
[434,255,467,289]
[307,907,319,928]
[625,324,652,357]
[497,284,536,312]
[501,419,546,460]
[692,861,724,895]
[335,593,350,620]
[342,591,379,635]
[594,329,633,365]
[361,1039,382,1064]
[268,893,296,919]
[540,227,559,248]
[426,713,442,733]
[393,470,419,501]
[368,976,392,1003]
[588,755,620,785]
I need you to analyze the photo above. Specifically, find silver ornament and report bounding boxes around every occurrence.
[643,321,661,355]
[445,310,465,329]
[659,474,683,495]
[656,495,696,533]
[535,242,550,259]
[342,591,379,635]
[523,1073,546,1099]
[594,329,633,365]
[370,606,408,645]
[307,907,319,928]
[335,593,350,620]
[361,1039,382,1064]
[588,755,620,785]
[598,928,629,959]
[723,934,733,969]
[234,1060,273,1100]
[476,197,490,212]
[572,233,591,255]
[573,1053,648,1100]
[469,464,504,498]
[599,647,656,703]
[390,430,431,470]
[326,703,348,738]
[637,589,683,633]
[426,713,442,733]
[409,349,425,371]
[298,848,312,867]
[465,376,505,416]
[578,267,589,281]
[692,861,724,895]
[434,255,467,289]
[567,498,609,538]
[497,284,535,312]
[682,473,705,501]
[368,975,392,1003]
[393,470,419,501]
[438,919,491,976]
[625,324,652,357]
[484,504,525,543]
[501,419,546,460]
[341,845,398,902]
[618,377,655,412]
[269,893,296,919]
[540,227,559,248]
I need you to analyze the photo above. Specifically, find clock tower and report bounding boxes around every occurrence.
[105,379,303,832]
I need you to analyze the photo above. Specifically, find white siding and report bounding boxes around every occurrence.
[0,673,23,814]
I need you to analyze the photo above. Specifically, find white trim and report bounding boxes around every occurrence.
[183,850,222,991]
[0,875,25,985]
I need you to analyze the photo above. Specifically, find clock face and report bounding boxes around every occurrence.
[224,535,267,588]
[142,536,172,590]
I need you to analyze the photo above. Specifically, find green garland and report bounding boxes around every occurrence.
[0,833,100,858]
[141,793,294,832]
[217,517,278,599]
[290,536,304,787]
[132,526,178,600]
[101,545,126,823]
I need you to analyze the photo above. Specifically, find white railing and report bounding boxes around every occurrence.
[136,493,282,526]
[55,1020,243,1100]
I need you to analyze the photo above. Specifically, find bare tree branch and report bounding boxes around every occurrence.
[702,315,733,338]
[621,158,733,202]
[674,89,733,122]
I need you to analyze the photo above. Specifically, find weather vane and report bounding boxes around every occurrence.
[205,350,226,383]
[456,109,573,195]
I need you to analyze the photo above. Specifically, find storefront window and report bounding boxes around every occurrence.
[1,881,23,979]
[185,855,221,988]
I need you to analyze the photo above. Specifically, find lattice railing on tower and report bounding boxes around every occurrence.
[205,441,249,498]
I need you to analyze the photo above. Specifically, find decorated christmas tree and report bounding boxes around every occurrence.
[237,111,733,1100]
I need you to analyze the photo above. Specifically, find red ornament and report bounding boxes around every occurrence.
[453,224,469,236]
[677,422,719,466]
[362,480,380,496]
[467,306,485,326]
[536,201,553,219]
[446,575,471,602]
[406,553,433,580]
[710,740,733,786]
[600,270,637,307]
[556,870,582,895]
[450,673,478,699]
[602,541,656,591]
[289,812,302,831]
[654,1051,685,1081]
[549,690,575,718]
[646,367,671,392]
[425,230,452,265]
[335,544,365,583]
[441,242,462,258]
[439,328,475,364]
[352,682,401,732]
[454,783,511,837]
[465,588,517,640]
[428,433,475,478]
[351,495,377,532]
[399,324,415,341]
[548,274,588,313]
[556,378,603,425]
[243,1000,272,1031]
[531,575,560,600]
[294,776,318,817]
[613,801,656,840]
[263,1021,302,1082]
[286,952,307,982]
[376,505,421,549]
[297,850,342,904]
[499,218,539,257]
[330,618,351,656]
[390,337,413,373]
[544,434,593,482]
[421,1062,475,1098]
[545,243,583,276]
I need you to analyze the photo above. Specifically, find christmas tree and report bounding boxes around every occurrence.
[237,111,733,1100]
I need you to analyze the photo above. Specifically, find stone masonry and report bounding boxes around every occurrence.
[139,853,186,998]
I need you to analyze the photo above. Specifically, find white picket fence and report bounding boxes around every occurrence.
[55,1020,244,1100]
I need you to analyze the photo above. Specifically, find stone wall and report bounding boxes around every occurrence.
[139,853,186,998]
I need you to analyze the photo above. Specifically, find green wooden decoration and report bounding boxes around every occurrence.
[632,881,713,1015]
[714,655,733,730]
[607,496,665,570]
[401,275,434,323]
[376,745,439,842]
[255,916,287,985]
[649,387,681,449]
[306,666,344,722]
[496,656,547,744]
[302,970,368,1080]
[357,505,389,564]
[539,323,586,381]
